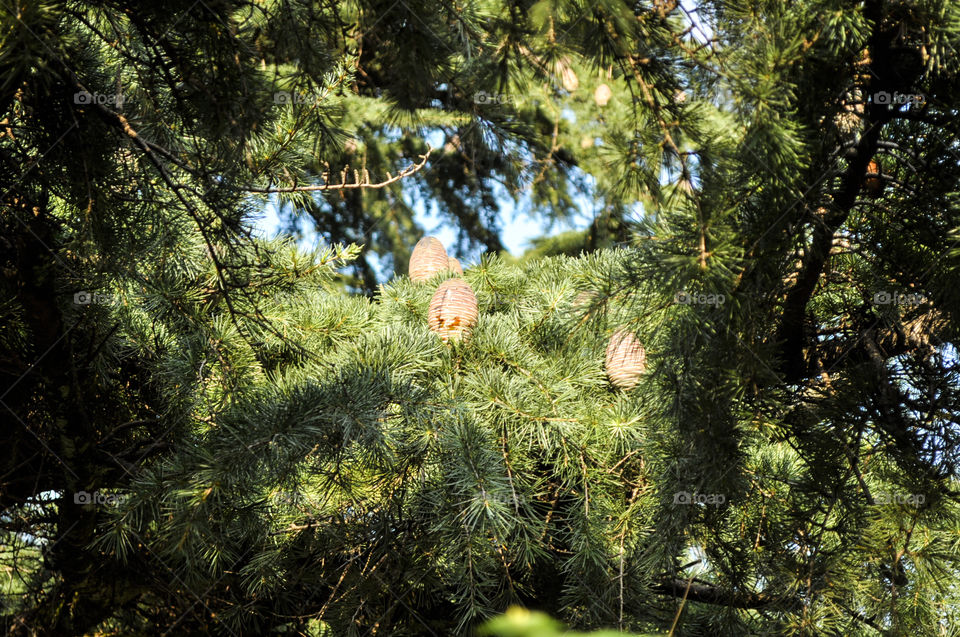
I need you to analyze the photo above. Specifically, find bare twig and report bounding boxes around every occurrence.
[245,147,432,193]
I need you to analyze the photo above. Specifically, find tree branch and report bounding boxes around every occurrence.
[773,3,906,383]
[244,147,432,193]
[653,578,800,611]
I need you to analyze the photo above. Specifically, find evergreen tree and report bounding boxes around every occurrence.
[2,0,960,635]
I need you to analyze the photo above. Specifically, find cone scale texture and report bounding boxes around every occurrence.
[605,329,646,389]
[429,279,478,343]
[409,236,449,282]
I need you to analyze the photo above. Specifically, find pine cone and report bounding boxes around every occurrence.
[409,236,449,282]
[594,84,612,107]
[573,290,597,309]
[447,257,463,275]
[864,159,883,198]
[605,329,646,389]
[429,279,478,343]
[558,58,579,92]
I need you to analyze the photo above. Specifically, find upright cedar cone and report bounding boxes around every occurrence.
[447,257,463,275]
[558,58,579,92]
[605,329,646,389]
[428,278,478,343]
[573,290,597,309]
[864,159,884,197]
[594,84,612,107]
[409,236,449,282]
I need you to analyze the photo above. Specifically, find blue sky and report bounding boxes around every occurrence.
[255,1,707,273]
[255,189,593,267]
[253,154,598,279]
[251,124,592,260]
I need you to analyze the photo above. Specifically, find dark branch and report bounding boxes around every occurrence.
[653,578,801,611]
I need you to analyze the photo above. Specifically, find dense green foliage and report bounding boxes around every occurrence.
[3,0,960,635]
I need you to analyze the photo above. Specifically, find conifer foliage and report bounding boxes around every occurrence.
[2,1,960,635]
